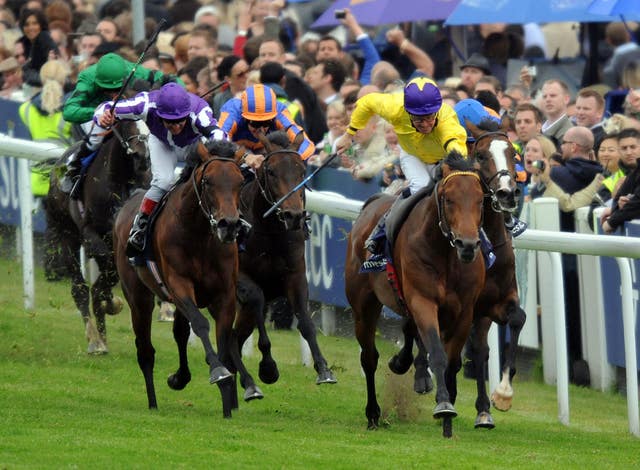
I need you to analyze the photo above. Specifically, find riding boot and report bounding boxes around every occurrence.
[60,142,92,194]
[364,214,388,258]
[504,214,528,238]
[126,212,150,257]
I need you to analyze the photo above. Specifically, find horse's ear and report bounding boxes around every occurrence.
[255,131,272,153]
[465,119,482,139]
[500,114,511,134]
[291,131,304,151]
[194,140,210,162]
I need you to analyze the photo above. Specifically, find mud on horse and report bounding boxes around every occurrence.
[113,140,256,418]
[45,120,150,354]
[345,151,486,438]
[234,131,337,386]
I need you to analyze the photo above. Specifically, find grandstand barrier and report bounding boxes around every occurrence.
[1,103,639,434]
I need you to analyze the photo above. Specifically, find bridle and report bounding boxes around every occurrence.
[110,121,149,157]
[434,170,482,247]
[255,148,304,223]
[192,157,239,233]
[472,130,516,213]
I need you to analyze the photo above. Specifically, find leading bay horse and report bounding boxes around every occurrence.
[392,118,527,430]
[113,140,253,418]
[46,120,150,353]
[345,152,486,438]
[233,131,336,387]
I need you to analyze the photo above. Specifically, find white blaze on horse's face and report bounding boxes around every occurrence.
[488,139,512,192]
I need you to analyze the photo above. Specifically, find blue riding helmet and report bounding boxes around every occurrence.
[454,98,501,143]
[156,83,191,120]
[403,77,442,116]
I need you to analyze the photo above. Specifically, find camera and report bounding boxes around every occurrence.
[527,65,537,78]
[334,9,346,19]
[532,160,546,171]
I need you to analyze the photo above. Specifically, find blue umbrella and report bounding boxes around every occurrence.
[445,0,640,25]
[311,0,460,28]
[588,0,639,17]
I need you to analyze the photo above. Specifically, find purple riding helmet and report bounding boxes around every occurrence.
[156,83,191,120]
[403,77,442,115]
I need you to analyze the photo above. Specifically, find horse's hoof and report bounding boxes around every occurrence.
[491,391,513,412]
[243,385,264,401]
[157,302,175,322]
[367,419,379,430]
[433,402,457,419]
[87,341,108,355]
[474,411,495,429]
[316,369,337,385]
[258,359,280,384]
[100,296,124,316]
[413,373,434,395]
[388,354,412,375]
[167,371,191,390]
[210,366,233,384]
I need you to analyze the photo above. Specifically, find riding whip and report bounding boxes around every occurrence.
[200,80,229,99]
[112,18,167,108]
[263,153,338,219]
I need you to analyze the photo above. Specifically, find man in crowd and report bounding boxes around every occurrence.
[540,79,574,148]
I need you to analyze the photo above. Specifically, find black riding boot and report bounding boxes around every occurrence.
[60,142,92,194]
[126,212,150,257]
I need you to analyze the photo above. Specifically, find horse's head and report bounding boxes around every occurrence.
[436,152,484,263]
[109,120,150,186]
[466,119,520,213]
[255,131,306,231]
[194,140,246,243]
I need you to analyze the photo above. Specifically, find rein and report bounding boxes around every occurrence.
[435,170,481,246]
[191,157,239,233]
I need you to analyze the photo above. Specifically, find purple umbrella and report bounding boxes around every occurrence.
[311,0,460,28]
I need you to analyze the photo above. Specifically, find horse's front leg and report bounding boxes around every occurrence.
[287,277,336,384]
[492,301,526,411]
[236,278,279,384]
[353,305,382,430]
[470,317,494,429]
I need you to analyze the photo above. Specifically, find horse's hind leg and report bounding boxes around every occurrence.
[491,302,526,412]
[388,319,416,375]
[167,311,192,390]
[129,290,157,409]
[237,278,278,385]
[471,317,494,429]
[413,337,434,394]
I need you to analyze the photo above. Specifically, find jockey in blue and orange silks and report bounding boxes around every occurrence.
[93,82,227,255]
[217,83,315,168]
[336,76,469,260]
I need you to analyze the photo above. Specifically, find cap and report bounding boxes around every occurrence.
[454,98,501,142]
[459,53,491,75]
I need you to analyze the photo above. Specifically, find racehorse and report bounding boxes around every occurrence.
[392,119,526,430]
[234,131,337,387]
[46,120,150,354]
[345,152,486,438]
[113,140,253,418]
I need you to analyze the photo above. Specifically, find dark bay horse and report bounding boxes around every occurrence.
[46,120,150,353]
[345,152,486,438]
[234,131,336,387]
[113,140,253,418]
[393,119,527,429]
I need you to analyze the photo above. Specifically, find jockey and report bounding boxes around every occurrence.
[93,82,226,256]
[60,52,180,193]
[217,83,315,169]
[336,76,468,260]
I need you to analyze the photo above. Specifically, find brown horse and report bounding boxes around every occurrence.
[345,152,486,438]
[46,120,150,354]
[234,131,337,387]
[392,119,527,429]
[113,139,252,418]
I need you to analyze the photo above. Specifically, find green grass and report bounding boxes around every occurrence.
[1,255,639,469]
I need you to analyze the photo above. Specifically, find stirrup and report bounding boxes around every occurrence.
[125,232,145,257]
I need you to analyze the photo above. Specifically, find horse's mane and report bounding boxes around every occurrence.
[205,139,239,159]
[268,131,291,149]
[444,150,476,172]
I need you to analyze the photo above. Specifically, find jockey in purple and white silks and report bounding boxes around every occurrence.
[94,82,226,255]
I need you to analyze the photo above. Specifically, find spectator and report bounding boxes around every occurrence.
[574,88,606,148]
[187,28,217,64]
[178,56,209,94]
[304,58,346,109]
[385,27,434,80]
[599,128,640,212]
[513,102,543,155]
[78,31,102,62]
[335,8,381,85]
[0,56,25,100]
[96,18,119,43]
[540,78,574,148]
[370,61,401,92]
[16,8,59,87]
[260,60,303,127]
[459,52,490,95]
[311,99,348,167]
[602,22,640,90]
[212,55,248,118]
[343,114,396,181]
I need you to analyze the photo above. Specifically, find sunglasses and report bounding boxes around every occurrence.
[162,117,187,125]
[247,119,272,128]
[233,70,249,78]
[409,113,437,124]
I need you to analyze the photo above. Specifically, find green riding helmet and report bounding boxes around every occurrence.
[95,53,127,89]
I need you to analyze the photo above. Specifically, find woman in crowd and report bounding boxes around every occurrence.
[17,8,59,87]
